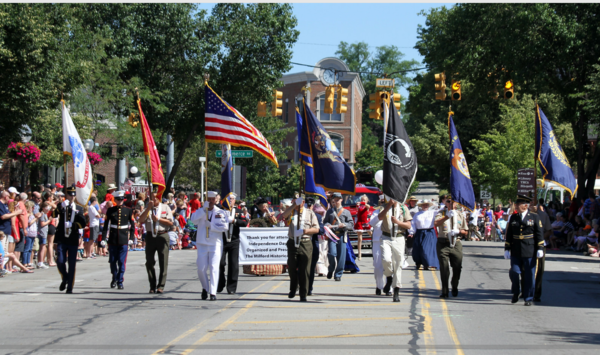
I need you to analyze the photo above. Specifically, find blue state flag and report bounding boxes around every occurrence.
[220,144,234,210]
[448,114,475,211]
[535,105,578,197]
[296,108,328,208]
[299,98,356,195]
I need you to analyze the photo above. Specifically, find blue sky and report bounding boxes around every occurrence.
[197,3,450,98]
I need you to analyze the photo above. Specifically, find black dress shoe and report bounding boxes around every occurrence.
[66,289,73,294]
[202,289,208,300]
[217,288,223,294]
[385,291,392,296]
[288,290,296,299]
[452,288,458,297]
[149,289,155,294]
[228,290,235,295]
[326,271,333,279]
[511,294,519,303]
[300,297,307,302]
[307,291,313,296]
[383,276,392,294]
[393,287,400,302]
[376,288,381,295]
[415,264,421,270]
[334,277,341,281]
[110,281,117,289]
[59,281,66,291]
[210,295,217,301]
[524,301,532,306]
[533,297,541,302]
[117,284,124,290]
[440,293,449,298]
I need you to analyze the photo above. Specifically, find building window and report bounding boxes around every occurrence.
[317,93,342,122]
[330,134,344,154]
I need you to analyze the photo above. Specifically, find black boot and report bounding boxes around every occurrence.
[383,276,392,295]
[202,289,208,300]
[393,287,400,302]
[451,287,458,297]
[110,281,117,289]
[210,294,217,301]
[376,288,381,295]
[511,294,519,303]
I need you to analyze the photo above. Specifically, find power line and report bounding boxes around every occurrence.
[296,42,414,49]
[290,61,428,77]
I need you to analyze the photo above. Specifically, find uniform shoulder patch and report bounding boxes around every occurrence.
[539,220,542,228]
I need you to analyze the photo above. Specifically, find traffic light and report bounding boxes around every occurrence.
[324,86,335,114]
[368,92,383,120]
[271,90,283,116]
[451,80,461,100]
[393,93,401,114]
[128,113,138,128]
[504,80,514,99]
[336,85,348,114]
[435,72,446,100]
[257,101,267,117]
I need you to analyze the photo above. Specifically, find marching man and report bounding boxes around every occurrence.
[190,191,231,301]
[368,195,387,295]
[102,190,135,290]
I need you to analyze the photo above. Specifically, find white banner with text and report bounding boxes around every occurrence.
[238,227,289,265]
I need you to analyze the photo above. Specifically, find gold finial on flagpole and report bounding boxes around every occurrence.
[135,87,140,101]
[203,73,210,85]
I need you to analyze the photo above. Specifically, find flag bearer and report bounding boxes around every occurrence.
[102,190,135,290]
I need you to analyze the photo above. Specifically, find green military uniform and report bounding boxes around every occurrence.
[435,209,468,298]
[286,208,318,301]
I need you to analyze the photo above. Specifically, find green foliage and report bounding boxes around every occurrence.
[279,163,302,199]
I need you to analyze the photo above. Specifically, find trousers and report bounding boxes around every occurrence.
[327,236,346,279]
[287,239,312,298]
[509,256,536,302]
[436,239,463,294]
[381,236,405,288]
[197,243,223,295]
[535,247,545,299]
[109,244,128,285]
[218,239,239,293]
[468,224,481,240]
[56,243,78,292]
[372,240,386,289]
[308,236,320,293]
[145,232,170,290]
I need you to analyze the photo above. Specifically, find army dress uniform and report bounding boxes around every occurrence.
[218,206,248,294]
[435,209,468,298]
[54,186,86,293]
[102,192,135,289]
[505,198,544,304]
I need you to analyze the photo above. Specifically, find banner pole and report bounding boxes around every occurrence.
[533,101,538,203]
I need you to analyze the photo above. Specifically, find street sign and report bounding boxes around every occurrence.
[215,150,253,158]
[480,186,492,199]
[517,168,535,195]
[376,78,395,88]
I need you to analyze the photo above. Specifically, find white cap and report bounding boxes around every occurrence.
[114,190,126,198]
[206,191,218,198]
[7,187,18,194]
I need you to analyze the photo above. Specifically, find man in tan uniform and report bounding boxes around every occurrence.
[378,199,412,302]
[435,195,468,298]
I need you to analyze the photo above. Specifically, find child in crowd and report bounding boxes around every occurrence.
[484,216,492,241]
[0,231,33,274]
[168,226,179,250]
[181,230,192,249]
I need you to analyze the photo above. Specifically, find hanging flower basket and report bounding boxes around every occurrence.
[6,142,41,163]
[88,152,103,166]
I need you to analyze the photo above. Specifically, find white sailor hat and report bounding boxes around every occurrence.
[114,190,126,199]
[206,191,218,198]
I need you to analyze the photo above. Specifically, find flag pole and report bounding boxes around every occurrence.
[533,99,538,204]
[61,98,69,188]
[204,74,210,206]
[136,88,153,196]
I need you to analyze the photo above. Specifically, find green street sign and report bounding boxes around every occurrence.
[215,150,253,158]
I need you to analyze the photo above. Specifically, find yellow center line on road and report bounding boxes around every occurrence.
[233,316,409,324]
[151,277,276,355]
[215,332,413,342]
[265,302,406,308]
[180,280,285,354]
[418,269,436,355]
[431,271,465,355]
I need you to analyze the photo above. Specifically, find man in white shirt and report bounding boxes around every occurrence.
[468,203,482,241]
[368,195,387,295]
[189,191,231,301]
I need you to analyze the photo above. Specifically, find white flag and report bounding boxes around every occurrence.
[62,102,93,206]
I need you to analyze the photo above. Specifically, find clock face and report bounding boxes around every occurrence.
[323,69,338,85]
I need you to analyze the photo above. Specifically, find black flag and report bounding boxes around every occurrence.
[382,97,417,203]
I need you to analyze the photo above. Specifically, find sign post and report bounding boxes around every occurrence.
[480,186,492,200]
[517,168,535,196]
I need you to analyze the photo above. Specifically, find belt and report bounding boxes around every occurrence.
[382,231,405,238]
[515,234,533,240]
[110,225,130,230]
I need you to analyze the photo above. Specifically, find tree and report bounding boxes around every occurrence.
[414,3,600,196]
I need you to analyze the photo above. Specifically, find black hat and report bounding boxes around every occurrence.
[257,198,268,205]
[515,194,532,204]
[66,186,77,196]
[332,192,343,199]
[44,183,52,189]
[305,197,316,206]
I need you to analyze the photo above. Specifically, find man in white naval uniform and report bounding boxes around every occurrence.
[368,195,387,295]
[189,191,232,301]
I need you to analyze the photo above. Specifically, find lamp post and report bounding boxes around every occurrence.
[20,125,32,191]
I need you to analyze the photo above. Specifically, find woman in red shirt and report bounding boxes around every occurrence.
[354,195,372,260]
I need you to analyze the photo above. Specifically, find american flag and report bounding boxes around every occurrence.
[205,84,278,167]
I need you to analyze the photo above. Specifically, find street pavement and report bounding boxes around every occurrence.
[1,241,599,354]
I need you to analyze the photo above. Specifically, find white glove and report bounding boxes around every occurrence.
[452,229,460,237]
[293,227,304,237]
[64,222,72,229]
[61,201,68,208]
[446,210,455,218]
[504,250,510,259]
[294,197,303,206]
[537,250,544,258]
[438,204,446,211]
[447,230,455,238]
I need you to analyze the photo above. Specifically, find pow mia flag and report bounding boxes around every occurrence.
[382,94,417,203]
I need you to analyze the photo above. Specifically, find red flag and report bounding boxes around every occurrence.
[137,99,166,199]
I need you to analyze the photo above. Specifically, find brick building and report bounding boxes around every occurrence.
[278,57,366,173]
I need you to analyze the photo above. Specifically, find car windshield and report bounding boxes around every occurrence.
[342,193,379,207]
